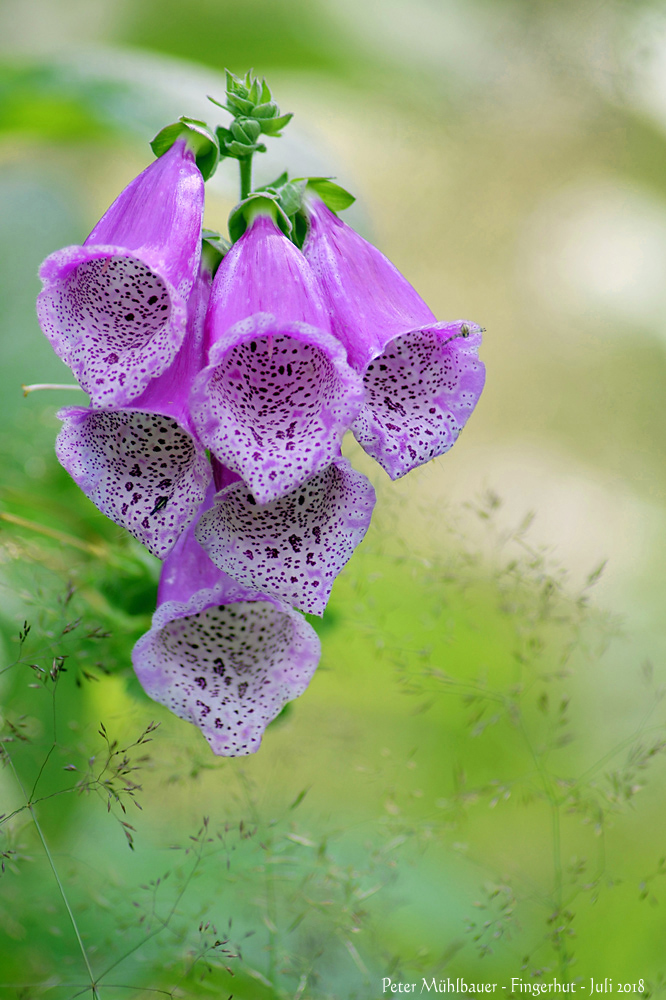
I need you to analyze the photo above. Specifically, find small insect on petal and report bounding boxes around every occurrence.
[150,496,170,516]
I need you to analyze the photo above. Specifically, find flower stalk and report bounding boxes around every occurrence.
[239,154,253,201]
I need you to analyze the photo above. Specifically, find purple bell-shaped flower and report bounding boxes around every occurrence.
[189,205,365,504]
[37,138,204,407]
[195,456,376,616]
[132,486,321,757]
[303,197,486,479]
[54,254,214,559]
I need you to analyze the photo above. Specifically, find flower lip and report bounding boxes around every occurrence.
[190,312,365,505]
[38,246,188,407]
[133,496,321,757]
[134,588,320,757]
[352,320,486,480]
[194,456,377,616]
[53,258,214,559]
[55,404,212,559]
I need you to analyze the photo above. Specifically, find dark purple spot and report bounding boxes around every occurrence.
[288,534,303,553]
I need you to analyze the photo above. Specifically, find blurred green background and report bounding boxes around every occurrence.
[2,0,666,997]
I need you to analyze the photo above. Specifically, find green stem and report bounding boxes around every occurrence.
[265,849,277,986]
[550,800,570,980]
[236,771,277,984]
[6,752,101,997]
[30,682,59,801]
[518,716,569,981]
[97,833,206,983]
[239,156,253,200]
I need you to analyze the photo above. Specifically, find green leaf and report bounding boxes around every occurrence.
[289,786,311,810]
[306,176,355,211]
[225,138,267,158]
[202,227,231,249]
[259,112,293,136]
[277,178,307,217]
[255,170,289,192]
[217,120,267,158]
[149,121,186,155]
[230,95,255,116]
[292,211,308,249]
[201,228,231,271]
[253,101,279,120]
[227,68,248,97]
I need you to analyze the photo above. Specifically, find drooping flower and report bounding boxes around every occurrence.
[189,205,365,504]
[303,197,486,479]
[54,255,214,559]
[37,138,204,407]
[195,456,376,615]
[132,488,321,757]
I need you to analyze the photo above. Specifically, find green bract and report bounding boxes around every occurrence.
[227,192,292,243]
[216,124,267,160]
[201,228,231,272]
[239,173,356,248]
[255,177,308,218]
[257,112,293,136]
[150,117,220,181]
[304,177,356,211]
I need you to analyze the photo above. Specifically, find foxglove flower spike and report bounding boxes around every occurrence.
[37,138,204,406]
[133,490,321,756]
[303,198,485,479]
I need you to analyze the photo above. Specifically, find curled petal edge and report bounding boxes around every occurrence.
[132,580,321,757]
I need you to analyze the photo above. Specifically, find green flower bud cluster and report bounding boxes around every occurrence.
[149,69,355,251]
[211,69,293,160]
